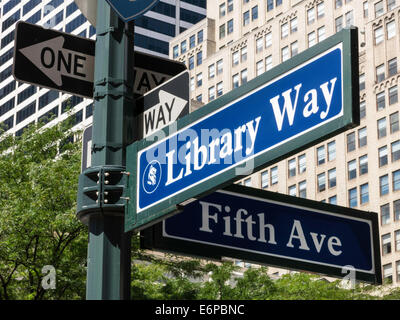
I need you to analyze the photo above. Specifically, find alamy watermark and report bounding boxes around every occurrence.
[41,265,56,290]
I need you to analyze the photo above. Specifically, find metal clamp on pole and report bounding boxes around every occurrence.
[77,165,128,225]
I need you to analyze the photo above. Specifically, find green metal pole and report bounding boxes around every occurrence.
[83,1,134,300]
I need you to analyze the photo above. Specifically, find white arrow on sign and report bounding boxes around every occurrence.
[141,90,188,138]
[19,36,94,86]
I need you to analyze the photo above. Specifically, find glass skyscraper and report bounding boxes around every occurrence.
[0,0,206,136]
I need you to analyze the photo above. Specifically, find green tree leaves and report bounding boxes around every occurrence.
[0,120,87,300]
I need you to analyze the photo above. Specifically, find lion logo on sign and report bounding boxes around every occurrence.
[147,164,158,186]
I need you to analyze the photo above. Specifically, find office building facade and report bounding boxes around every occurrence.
[0,0,206,136]
[170,0,400,285]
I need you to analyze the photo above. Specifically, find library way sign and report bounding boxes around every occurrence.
[125,28,360,232]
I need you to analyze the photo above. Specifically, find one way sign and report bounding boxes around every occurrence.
[137,71,189,139]
[13,21,95,98]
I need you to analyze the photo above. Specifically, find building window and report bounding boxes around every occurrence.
[256,60,264,76]
[335,16,343,32]
[394,200,400,221]
[388,58,397,77]
[335,0,343,9]
[227,19,234,34]
[265,55,273,71]
[217,59,223,75]
[208,86,215,102]
[375,1,384,18]
[208,64,215,79]
[376,64,385,82]
[360,183,369,204]
[360,101,366,119]
[378,117,387,139]
[387,20,396,39]
[317,2,325,19]
[196,51,202,66]
[241,46,247,62]
[307,7,315,25]
[379,146,388,167]
[196,72,202,87]
[359,154,368,175]
[173,45,179,58]
[345,10,353,27]
[390,112,399,134]
[299,180,307,198]
[359,73,366,91]
[388,0,396,11]
[383,263,393,284]
[251,5,258,21]
[298,154,306,174]
[382,233,392,255]
[16,102,36,124]
[271,166,278,185]
[291,17,298,33]
[348,187,357,208]
[381,204,391,225]
[317,172,326,192]
[244,177,252,187]
[317,145,325,165]
[261,170,269,189]
[396,231,400,252]
[267,0,274,11]
[380,174,389,196]
[376,92,386,110]
[219,3,226,17]
[291,41,298,57]
[281,46,289,62]
[375,26,384,45]
[347,132,356,152]
[358,127,367,147]
[232,73,239,89]
[243,11,250,26]
[232,51,239,66]
[328,168,336,188]
[327,141,336,161]
[308,31,316,47]
[190,77,194,91]
[189,35,196,49]
[288,158,296,177]
[265,32,272,48]
[392,140,400,162]
[228,0,233,12]
[181,40,187,54]
[363,1,368,18]
[329,195,337,204]
[217,82,223,97]
[281,22,289,39]
[256,37,263,53]
[348,160,357,180]
[219,24,226,39]
[393,169,400,191]
[288,185,297,197]
[318,26,326,41]
[389,86,398,105]
[241,69,248,85]
[188,56,194,70]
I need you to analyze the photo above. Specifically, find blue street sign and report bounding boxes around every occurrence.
[125,28,359,232]
[142,185,381,284]
[105,0,160,22]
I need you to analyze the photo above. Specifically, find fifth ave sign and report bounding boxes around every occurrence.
[125,28,360,232]
[142,185,381,284]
